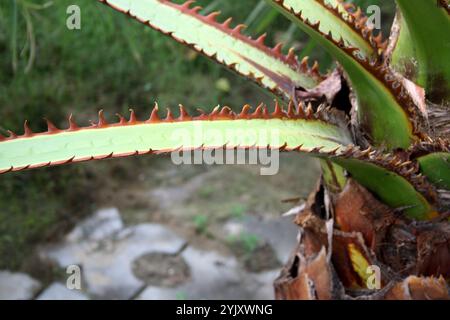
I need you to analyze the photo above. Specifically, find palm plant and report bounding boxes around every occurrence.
[1,0,449,299]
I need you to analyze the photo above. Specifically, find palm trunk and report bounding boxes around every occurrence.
[274,178,450,300]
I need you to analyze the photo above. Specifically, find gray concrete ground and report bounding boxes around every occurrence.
[0,157,319,300]
[0,207,298,300]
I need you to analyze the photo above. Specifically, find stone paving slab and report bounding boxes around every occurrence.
[40,208,186,299]
[0,271,41,300]
[222,215,298,263]
[137,247,279,300]
[36,208,290,300]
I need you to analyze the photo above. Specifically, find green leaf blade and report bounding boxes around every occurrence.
[0,106,434,220]
[268,0,379,58]
[100,0,323,99]
[268,0,416,149]
[333,158,435,220]
[418,152,450,190]
[0,111,353,173]
[394,0,450,102]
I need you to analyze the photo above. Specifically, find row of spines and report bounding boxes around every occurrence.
[272,0,426,136]
[0,101,338,141]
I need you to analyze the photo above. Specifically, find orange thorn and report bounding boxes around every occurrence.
[209,106,220,118]
[222,17,233,28]
[23,120,33,137]
[180,0,195,10]
[287,101,296,118]
[178,104,192,121]
[165,108,174,121]
[97,110,108,127]
[311,146,324,153]
[115,113,126,125]
[262,105,269,118]
[251,103,264,119]
[45,118,60,133]
[297,102,306,118]
[219,106,234,119]
[272,43,283,55]
[191,6,202,13]
[148,103,161,123]
[286,48,297,64]
[272,100,285,118]
[68,114,79,131]
[128,109,137,124]
[232,24,246,34]
[256,33,267,45]
[300,56,309,71]
[238,104,251,119]
[206,11,221,22]
[7,130,17,139]
[305,103,314,118]
[312,21,320,30]
[311,61,319,74]
[195,108,209,120]
[359,17,368,26]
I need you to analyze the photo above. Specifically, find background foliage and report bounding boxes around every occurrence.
[0,0,395,269]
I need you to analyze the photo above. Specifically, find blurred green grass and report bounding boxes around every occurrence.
[0,0,395,270]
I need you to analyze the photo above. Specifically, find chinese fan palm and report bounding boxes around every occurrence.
[1,0,449,299]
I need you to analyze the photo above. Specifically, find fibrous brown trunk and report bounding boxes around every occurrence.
[274,178,450,300]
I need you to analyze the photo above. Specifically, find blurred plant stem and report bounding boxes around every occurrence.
[11,0,18,73]
[10,0,53,74]
[245,0,266,27]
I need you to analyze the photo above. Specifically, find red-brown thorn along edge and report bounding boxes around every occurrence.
[98,0,326,98]
[0,101,437,201]
[0,101,350,174]
[318,0,388,54]
[0,101,337,142]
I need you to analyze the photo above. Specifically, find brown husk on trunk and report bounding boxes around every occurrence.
[274,178,450,300]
